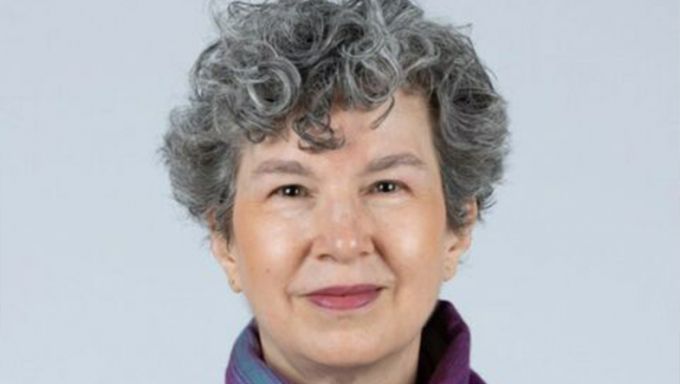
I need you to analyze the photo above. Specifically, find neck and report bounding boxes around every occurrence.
[260,331,422,384]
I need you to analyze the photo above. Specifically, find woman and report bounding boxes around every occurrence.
[162,0,508,383]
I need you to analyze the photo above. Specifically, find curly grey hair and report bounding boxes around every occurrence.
[162,0,509,244]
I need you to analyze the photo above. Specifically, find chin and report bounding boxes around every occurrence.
[301,331,393,368]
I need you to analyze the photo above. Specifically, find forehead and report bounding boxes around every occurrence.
[239,91,437,174]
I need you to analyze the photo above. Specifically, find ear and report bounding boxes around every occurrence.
[442,200,478,282]
[207,213,242,293]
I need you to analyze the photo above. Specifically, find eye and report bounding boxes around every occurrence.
[272,184,309,198]
[371,180,405,194]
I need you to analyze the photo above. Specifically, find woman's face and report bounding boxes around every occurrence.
[211,90,474,369]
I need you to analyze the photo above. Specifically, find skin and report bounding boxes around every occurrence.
[210,90,477,384]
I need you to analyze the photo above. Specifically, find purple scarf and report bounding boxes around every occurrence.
[225,300,486,383]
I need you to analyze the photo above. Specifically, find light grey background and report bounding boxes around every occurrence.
[1,0,678,382]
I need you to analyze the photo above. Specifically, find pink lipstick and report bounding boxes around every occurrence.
[306,284,382,310]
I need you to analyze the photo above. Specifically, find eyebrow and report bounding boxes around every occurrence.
[362,152,426,175]
[253,159,315,178]
[252,152,426,179]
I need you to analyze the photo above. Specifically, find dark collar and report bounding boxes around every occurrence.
[226,300,485,384]
[416,300,486,384]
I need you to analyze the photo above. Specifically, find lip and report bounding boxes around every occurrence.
[306,284,382,311]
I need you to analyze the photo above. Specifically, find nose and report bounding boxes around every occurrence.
[309,193,376,263]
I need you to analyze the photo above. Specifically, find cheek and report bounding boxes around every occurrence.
[232,200,305,294]
[374,197,448,278]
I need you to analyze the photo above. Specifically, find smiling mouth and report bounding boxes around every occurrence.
[305,284,382,311]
